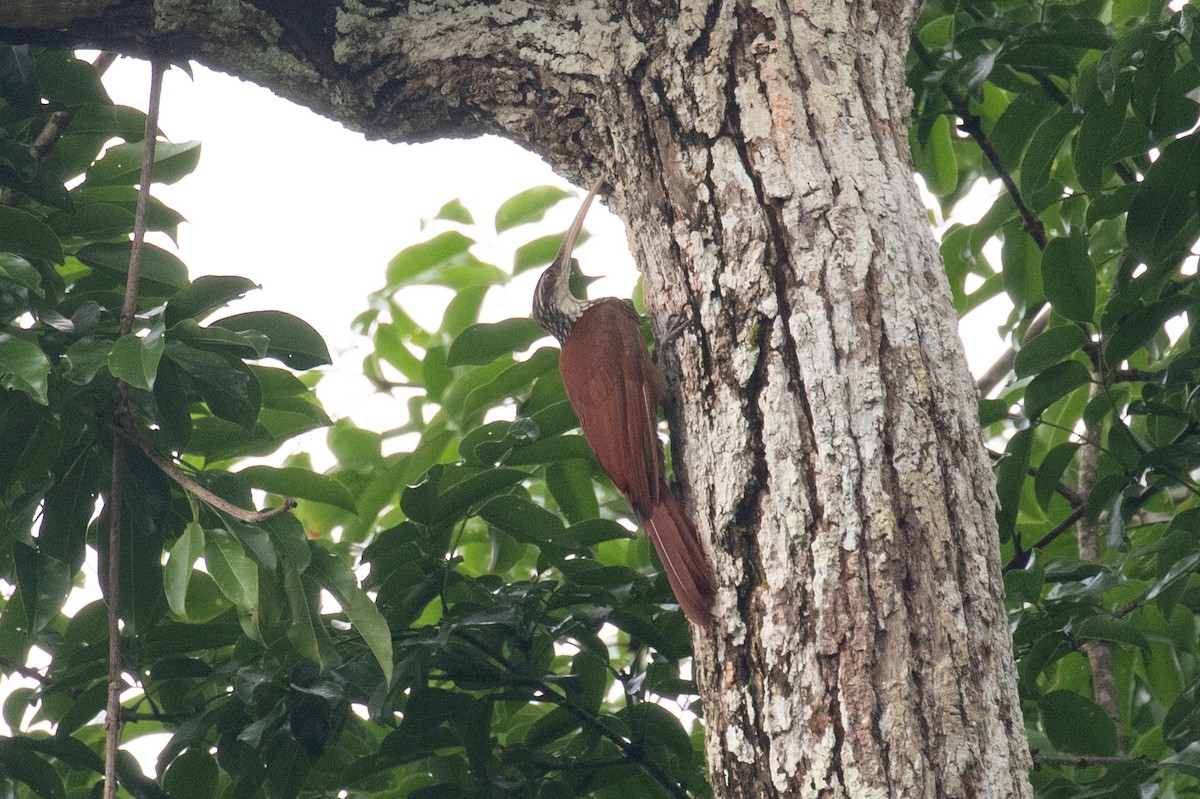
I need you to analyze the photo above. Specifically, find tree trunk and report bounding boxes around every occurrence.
[2,1,1033,795]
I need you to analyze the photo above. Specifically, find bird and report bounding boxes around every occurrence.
[531,177,716,625]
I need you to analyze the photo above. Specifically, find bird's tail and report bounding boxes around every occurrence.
[644,491,716,625]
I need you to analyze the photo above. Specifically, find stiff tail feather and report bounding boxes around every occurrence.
[644,490,716,625]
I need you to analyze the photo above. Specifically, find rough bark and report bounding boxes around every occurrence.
[2,2,1033,796]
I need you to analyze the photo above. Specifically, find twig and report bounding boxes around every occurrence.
[453,628,692,799]
[0,655,50,684]
[105,58,165,799]
[909,37,1047,248]
[1003,505,1087,572]
[1031,750,1146,768]
[115,415,296,523]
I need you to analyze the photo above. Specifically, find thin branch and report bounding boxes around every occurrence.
[910,36,1047,248]
[0,655,50,684]
[1031,750,1147,768]
[453,629,692,799]
[105,58,165,799]
[116,415,296,523]
[1003,505,1087,573]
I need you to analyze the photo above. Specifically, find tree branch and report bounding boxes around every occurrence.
[105,57,165,799]
[115,414,296,523]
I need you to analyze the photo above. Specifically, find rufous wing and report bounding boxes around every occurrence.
[558,298,715,623]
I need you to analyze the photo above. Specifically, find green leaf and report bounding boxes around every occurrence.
[386,230,473,288]
[448,319,546,366]
[1019,107,1082,197]
[1034,443,1079,510]
[164,341,262,429]
[166,275,259,326]
[0,333,51,404]
[0,738,66,799]
[463,347,559,418]
[1014,325,1088,379]
[513,232,589,275]
[1024,359,1091,418]
[479,494,564,544]
[1000,222,1043,314]
[1073,615,1150,652]
[495,185,571,233]
[1040,690,1117,755]
[628,702,693,781]
[212,310,331,369]
[995,428,1032,543]
[283,567,323,666]
[70,185,187,239]
[561,518,635,548]
[978,398,1010,427]
[85,140,202,186]
[162,749,219,799]
[108,327,165,391]
[165,522,204,618]
[546,460,599,523]
[524,706,580,749]
[47,202,134,240]
[307,545,393,684]
[1127,135,1200,265]
[77,241,189,294]
[1104,294,1193,364]
[0,253,43,294]
[910,114,957,197]
[1041,236,1096,323]
[235,465,357,514]
[203,528,258,611]
[434,468,530,525]
[0,206,64,264]
[170,319,269,359]
[434,198,474,224]
[11,541,70,635]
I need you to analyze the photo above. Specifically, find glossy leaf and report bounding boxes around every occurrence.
[306,545,394,684]
[108,327,165,391]
[1024,360,1091,418]
[85,140,202,186]
[165,275,259,326]
[1014,326,1089,379]
[0,333,51,404]
[448,319,545,366]
[0,206,64,264]
[1127,135,1200,265]
[1041,236,1096,323]
[495,185,571,233]
[235,465,357,514]
[165,522,204,618]
[212,310,331,369]
[1040,690,1117,755]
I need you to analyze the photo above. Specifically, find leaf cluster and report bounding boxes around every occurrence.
[0,49,707,799]
[911,0,1200,793]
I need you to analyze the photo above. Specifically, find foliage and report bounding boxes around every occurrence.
[0,49,706,799]
[7,0,1200,793]
[910,0,1200,794]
